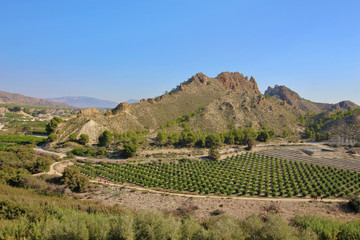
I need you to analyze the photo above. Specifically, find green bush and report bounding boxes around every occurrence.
[122,142,138,158]
[208,146,220,160]
[348,197,360,213]
[45,117,63,134]
[61,167,89,192]
[48,133,58,142]
[98,130,113,147]
[78,134,89,145]
[68,133,77,142]
[0,166,30,187]
[70,146,106,158]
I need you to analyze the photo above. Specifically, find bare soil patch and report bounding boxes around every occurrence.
[81,184,360,222]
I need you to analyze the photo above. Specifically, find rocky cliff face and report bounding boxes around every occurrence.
[216,72,260,93]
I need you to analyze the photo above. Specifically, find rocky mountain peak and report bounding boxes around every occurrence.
[265,85,300,106]
[216,72,260,93]
[192,72,209,83]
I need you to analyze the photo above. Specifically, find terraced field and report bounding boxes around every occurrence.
[75,152,360,198]
[257,148,360,171]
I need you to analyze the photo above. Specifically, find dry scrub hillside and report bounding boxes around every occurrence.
[321,111,360,140]
[56,72,306,143]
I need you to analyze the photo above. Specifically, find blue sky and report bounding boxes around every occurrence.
[1,0,359,104]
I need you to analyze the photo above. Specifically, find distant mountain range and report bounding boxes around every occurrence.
[126,99,140,104]
[0,90,139,109]
[47,96,119,109]
[0,90,71,108]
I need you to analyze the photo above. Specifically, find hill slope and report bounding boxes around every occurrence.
[0,90,71,108]
[47,96,119,109]
[320,110,360,141]
[56,72,303,143]
[264,85,358,112]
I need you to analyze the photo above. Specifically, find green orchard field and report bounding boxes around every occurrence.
[75,153,360,198]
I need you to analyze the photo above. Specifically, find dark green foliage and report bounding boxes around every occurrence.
[0,199,28,220]
[205,134,223,147]
[45,117,63,134]
[208,146,220,160]
[354,142,360,147]
[69,146,106,158]
[0,146,55,185]
[8,106,21,112]
[348,197,360,213]
[122,142,138,158]
[156,131,168,145]
[315,131,331,142]
[154,127,276,148]
[113,130,147,146]
[78,134,89,145]
[257,130,270,142]
[98,130,113,146]
[294,215,360,240]
[48,133,58,142]
[30,156,52,173]
[0,134,46,145]
[243,127,258,144]
[62,167,89,192]
[68,133,77,142]
[0,166,30,187]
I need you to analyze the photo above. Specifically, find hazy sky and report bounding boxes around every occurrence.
[1,0,359,104]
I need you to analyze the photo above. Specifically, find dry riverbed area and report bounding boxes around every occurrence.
[76,184,359,222]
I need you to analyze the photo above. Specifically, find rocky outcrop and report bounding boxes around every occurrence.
[77,108,100,116]
[193,72,209,84]
[111,102,130,114]
[216,72,260,93]
[329,101,359,111]
[265,85,359,112]
[265,85,300,106]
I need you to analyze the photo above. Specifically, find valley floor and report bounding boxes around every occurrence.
[34,142,360,222]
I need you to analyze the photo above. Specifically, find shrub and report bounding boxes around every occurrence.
[78,134,89,145]
[348,197,360,213]
[173,204,199,218]
[45,117,63,134]
[98,130,113,147]
[61,167,89,192]
[122,142,138,158]
[207,215,245,240]
[48,133,58,142]
[68,133,77,142]
[208,146,220,160]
